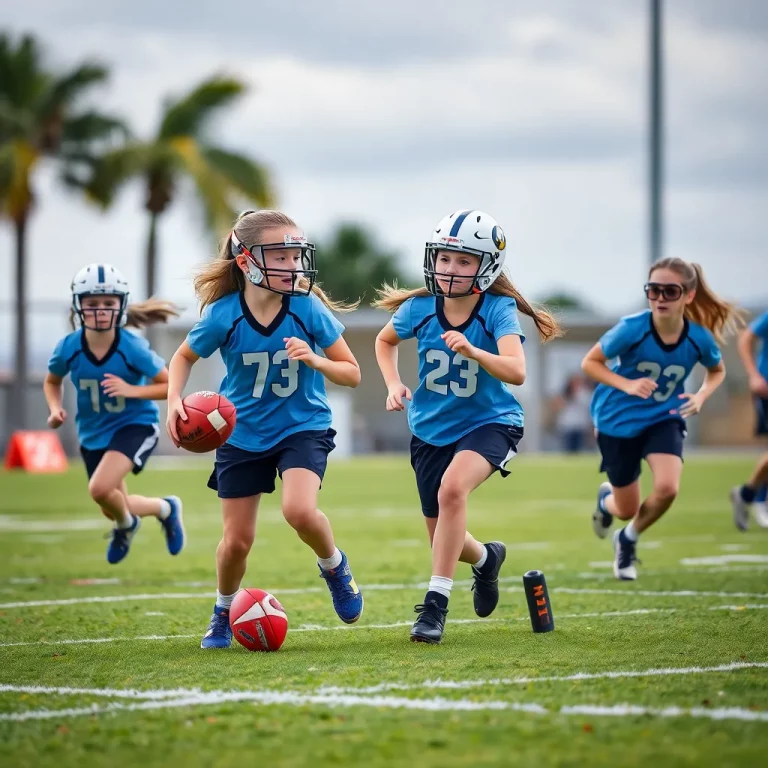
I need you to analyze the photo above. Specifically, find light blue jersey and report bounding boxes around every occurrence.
[591,310,721,438]
[751,311,768,380]
[186,291,343,452]
[48,329,165,450]
[392,293,525,446]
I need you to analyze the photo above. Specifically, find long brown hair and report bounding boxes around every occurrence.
[374,273,563,343]
[70,298,179,329]
[194,209,357,313]
[649,258,745,343]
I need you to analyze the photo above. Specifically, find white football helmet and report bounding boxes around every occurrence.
[71,263,130,330]
[424,210,507,296]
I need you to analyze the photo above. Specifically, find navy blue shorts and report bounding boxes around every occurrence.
[410,423,524,518]
[755,397,768,436]
[80,423,160,479]
[597,419,686,488]
[207,429,336,499]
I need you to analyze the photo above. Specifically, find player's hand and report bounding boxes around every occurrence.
[441,331,477,359]
[748,373,768,399]
[101,374,136,398]
[624,377,658,399]
[386,381,412,411]
[47,409,67,429]
[672,391,706,418]
[166,396,187,448]
[284,337,319,368]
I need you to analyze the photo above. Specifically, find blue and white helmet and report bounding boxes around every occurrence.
[71,263,130,330]
[424,209,508,296]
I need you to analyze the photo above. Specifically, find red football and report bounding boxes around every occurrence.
[177,391,236,453]
[229,588,289,652]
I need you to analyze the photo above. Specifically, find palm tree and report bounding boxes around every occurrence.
[0,33,124,432]
[75,76,275,301]
[316,223,411,305]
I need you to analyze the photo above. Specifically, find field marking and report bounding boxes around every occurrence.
[554,588,768,599]
[2,661,767,723]
[6,607,768,650]
[680,555,768,566]
[317,661,768,695]
[577,565,768,579]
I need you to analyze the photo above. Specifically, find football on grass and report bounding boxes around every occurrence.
[176,391,236,453]
[230,588,289,652]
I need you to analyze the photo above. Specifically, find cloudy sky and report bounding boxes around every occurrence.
[2,0,767,327]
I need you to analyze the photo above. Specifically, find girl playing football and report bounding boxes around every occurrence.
[583,257,743,580]
[374,209,561,644]
[44,264,184,564]
[166,210,364,649]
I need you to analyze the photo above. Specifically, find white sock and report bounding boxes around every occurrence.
[318,548,343,571]
[158,499,171,520]
[599,494,611,514]
[428,575,453,599]
[216,590,238,610]
[116,512,134,530]
[474,546,488,570]
[624,521,639,542]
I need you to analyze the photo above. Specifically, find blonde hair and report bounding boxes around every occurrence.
[374,272,563,343]
[649,258,745,343]
[194,209,357,313]
[70,298,179,329]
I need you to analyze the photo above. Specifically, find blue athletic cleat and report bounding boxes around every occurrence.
[592,482,614,539]
[106,515,141,564]
[160,496,185,555]
[318,550,364,624]
[201,605,232,649]
[613,528,638,581]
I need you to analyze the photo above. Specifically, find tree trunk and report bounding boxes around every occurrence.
[144,211,159,350]
[10,214,29,434]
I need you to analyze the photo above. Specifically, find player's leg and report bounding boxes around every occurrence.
[592,433,642,539]
[731,452,768,531]
[635,453,682,534]
[88,451,141,564]
[122,482,185,556]
[201,494,260,649]
[279,430,363,625]
[411,449,493,644]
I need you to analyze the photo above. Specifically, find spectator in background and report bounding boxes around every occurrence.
[554,374,593,453]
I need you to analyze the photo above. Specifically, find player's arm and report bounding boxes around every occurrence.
[284,335,361,388]
[674,360,726,418]
[43,372,67,429]
[450,333,525,386]
[737,326,768,397]
[375,321,412,411]
[581,344,657,399]
[166,341,200,446]
[102,368,169,401]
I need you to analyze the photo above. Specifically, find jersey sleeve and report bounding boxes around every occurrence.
[599,318,636,360]
[126,333,166,378]
[311,296,345,349]
[696,328,722,368]
[47,337,71,377]
[392,298,415,340]
[187,303,227,359]
[490,297,526,343]
[751,311,768,340]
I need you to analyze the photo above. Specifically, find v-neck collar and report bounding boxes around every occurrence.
[650,312,689,352]
[239,291,289,336]
[436,293,486,333]
[81,328,121,367]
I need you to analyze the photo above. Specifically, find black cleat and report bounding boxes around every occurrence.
[471,541,507,618]
[410,600,448,644]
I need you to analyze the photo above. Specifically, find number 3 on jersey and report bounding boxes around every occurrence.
[243,351,299,398]
[425,349,478,397]
[636,361,686,402]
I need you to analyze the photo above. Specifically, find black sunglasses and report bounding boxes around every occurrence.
[644,282,684,301]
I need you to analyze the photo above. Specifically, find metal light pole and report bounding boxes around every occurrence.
[649,0,664,265]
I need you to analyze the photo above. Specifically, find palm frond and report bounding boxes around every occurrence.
[158,77,245,140]
[202,146,276,208]
[38,62,109,119]
[61,110,129,145]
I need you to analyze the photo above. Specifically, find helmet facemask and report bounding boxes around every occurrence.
[423,241,500,297]
[231,231,317,296]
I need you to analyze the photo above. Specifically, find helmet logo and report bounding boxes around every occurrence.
[439,236,463,248]
[491,225,506,251]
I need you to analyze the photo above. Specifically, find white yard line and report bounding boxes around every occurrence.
[554,588,768,598]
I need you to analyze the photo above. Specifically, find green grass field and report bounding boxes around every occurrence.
[1,454,767,767]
